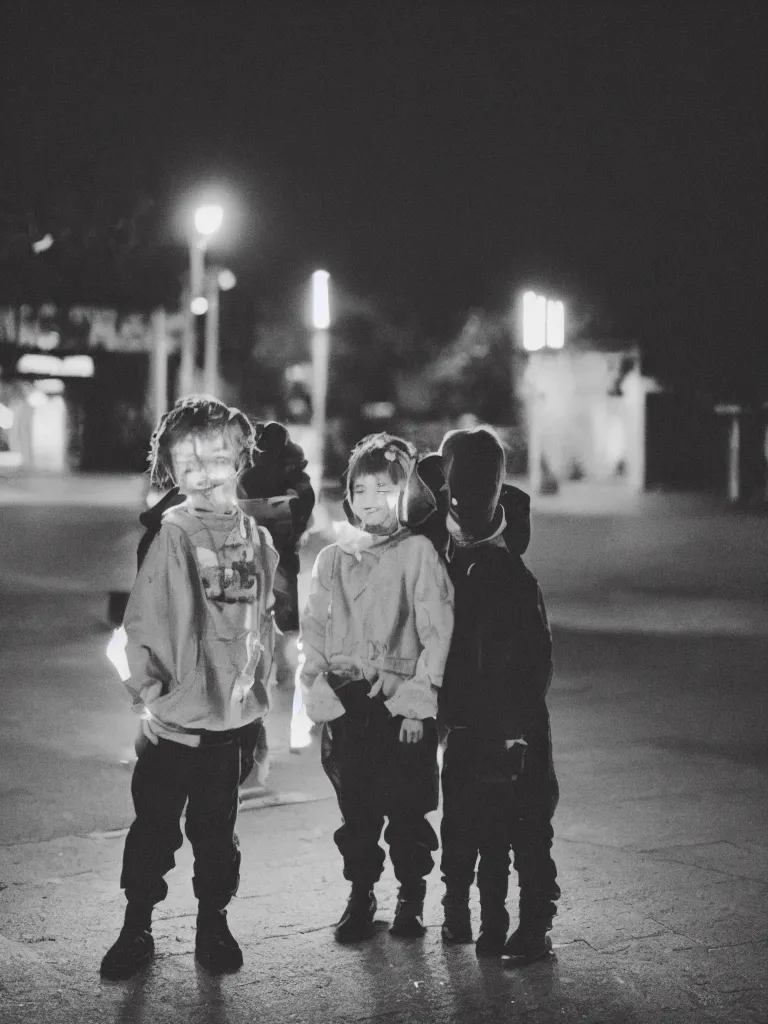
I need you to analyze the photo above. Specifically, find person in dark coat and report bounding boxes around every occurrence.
[400,426,559,963]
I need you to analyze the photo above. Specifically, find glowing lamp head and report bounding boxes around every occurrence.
[190,296,209,316]
[311,269,331,330]
[194,204,224,238]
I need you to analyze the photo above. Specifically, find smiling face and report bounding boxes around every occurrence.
[170,430,239,511]
[350,470,400,532]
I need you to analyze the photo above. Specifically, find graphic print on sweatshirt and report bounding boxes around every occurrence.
[193,521,260,606]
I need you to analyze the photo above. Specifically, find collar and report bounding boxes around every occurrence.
[447,505,508,549]
[333,520,407,561]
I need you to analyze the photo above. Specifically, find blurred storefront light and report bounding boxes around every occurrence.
[16,353,94,377]
[545,299,565,349]
[523,291,565,351]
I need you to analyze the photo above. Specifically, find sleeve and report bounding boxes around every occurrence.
[504,580,554,738]
[252,522,280,691]
[122,525,200,722]
[501,485,532,556]
[384,540,455,721]
[296,546,345,722]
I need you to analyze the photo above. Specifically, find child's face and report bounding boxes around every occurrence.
[170,431,239,511]
[350,471,400,531]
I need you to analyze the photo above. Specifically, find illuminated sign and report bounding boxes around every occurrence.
[16,354,95,378]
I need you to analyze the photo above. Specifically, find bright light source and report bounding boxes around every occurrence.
[289,683,313,750]
[27,388,47,408]
[546,299,565,349]
[32,233,54,254]
[0,403,14,430]
[523,291,565,350]
[62,355,95,377]
[16,353,94,378]
[106,626,131,682]
[523,291,546,351]
[194,204,224,237]
[311,269,331,330]
[17,354,59,376]
[190,296,209,316]
[217,268,237,291]
[36,331,60,351]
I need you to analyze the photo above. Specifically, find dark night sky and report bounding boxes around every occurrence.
[2,2,767,397]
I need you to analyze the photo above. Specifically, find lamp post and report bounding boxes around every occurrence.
[309,269,331,498]
[179,203,224,398]
[521,290,565,494]
[202,267,237,398]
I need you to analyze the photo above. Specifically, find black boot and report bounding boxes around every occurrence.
[195,907,243,973]
[441,889,472,944]
[100,902,155,980]
[335,886,377,943]
[475,905,509,957]
[502,911,554,965]
[390,880,427,938]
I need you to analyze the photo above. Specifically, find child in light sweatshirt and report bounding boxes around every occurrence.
[101,396,278,980]
[298,433,454,942]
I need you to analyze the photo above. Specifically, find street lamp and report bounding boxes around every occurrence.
[179,202,224,397]
[309,269,331,497]
[201,265,237,397]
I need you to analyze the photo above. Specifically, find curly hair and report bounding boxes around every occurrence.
[148,395,256,489]
[344,432,416,500]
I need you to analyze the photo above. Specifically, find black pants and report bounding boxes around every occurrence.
[440,730,560,926]
[321,713,439,893]
[120,722,262,910]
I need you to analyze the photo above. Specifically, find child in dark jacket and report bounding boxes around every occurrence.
[435,426,560,963]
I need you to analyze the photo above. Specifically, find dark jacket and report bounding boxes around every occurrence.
[236,421,315,632]
[439,541,553,742]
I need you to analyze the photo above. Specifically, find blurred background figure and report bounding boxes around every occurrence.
[237,420,315,767]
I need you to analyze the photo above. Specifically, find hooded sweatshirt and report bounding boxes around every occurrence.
[123,502,279,746]
[298,522,454,722]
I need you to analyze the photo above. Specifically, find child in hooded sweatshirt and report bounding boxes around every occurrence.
[100,396,278,981]
[436,426,560,964]
[298,433,454,942]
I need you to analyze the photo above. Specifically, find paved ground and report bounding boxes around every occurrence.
[0,471,766,1023]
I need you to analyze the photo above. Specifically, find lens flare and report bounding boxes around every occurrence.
[289,679,313,750]
[106,626,131,682]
